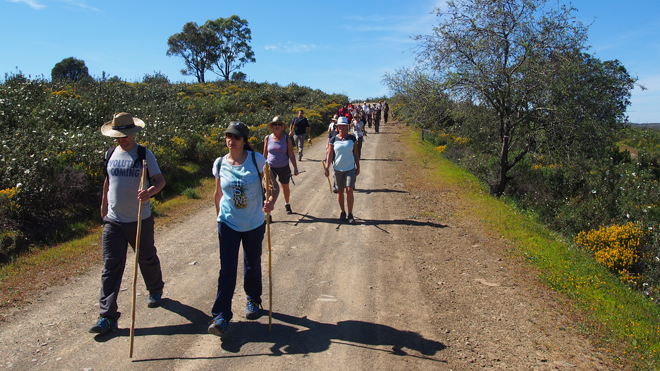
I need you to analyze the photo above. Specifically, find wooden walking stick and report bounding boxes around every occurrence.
[264,163,273,332]
[129,160,148,358]
[321,160,332,193]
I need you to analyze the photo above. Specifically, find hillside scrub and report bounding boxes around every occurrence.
[0,72,345,262]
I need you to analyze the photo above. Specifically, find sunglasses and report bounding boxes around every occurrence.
[225,133,243,140]
[272,123,283,127]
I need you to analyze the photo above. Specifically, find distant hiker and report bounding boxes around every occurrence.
[324,117,359,224]
[263,116,299,215]
[289,110,311,161]
[365,104,373,128]
[208,121,279,337]
[383,102,390,125]
[351,116,367,159]
[372,105,381,133]
[89,112,166,335]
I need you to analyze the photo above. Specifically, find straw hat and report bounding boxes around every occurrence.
[100,112,145,137]
[267,116,285,130]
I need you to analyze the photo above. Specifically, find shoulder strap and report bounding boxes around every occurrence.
[103,146,116,178]
[135,144,151,186]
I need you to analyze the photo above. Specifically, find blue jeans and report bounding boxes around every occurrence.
[211,222,265,321]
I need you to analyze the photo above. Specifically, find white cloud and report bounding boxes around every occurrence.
[7,0,46,10]
[263,42,318,53]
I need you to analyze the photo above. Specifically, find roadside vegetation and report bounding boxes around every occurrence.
[405,129,660,369]
[0,72,346,266]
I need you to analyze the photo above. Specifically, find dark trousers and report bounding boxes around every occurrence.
[99,216,164,321]
[357,137,363,159]
[211,222,265,321]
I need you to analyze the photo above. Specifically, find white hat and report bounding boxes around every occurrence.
[336,117,349,125]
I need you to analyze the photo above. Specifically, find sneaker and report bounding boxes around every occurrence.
[339,211,347,221]
[285,204,293,214]
[208,317,228,336]
[89,317,117,335]
[245,299,262,320]
[348,213,355,224]
[147,292,162,308]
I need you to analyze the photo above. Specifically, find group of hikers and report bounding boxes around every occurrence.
[89,104,389,338]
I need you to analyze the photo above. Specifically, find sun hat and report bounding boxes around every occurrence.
[225,121,250,138]
[267,116,285,130]
[101,112,145,137]
[336,117,349,126]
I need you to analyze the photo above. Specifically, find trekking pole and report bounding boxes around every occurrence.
[321,160,332,193]
[129,160,148,358]
[264,164,273,332]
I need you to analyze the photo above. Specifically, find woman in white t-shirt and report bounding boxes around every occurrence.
[351,117,367,159]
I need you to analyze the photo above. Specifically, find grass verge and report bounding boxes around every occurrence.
[0,178,216,317]
[403,128,660,370]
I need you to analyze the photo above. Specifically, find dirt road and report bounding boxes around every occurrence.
[0,123,615,370]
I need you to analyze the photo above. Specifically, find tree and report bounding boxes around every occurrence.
[231,71,247,81]
[51,57,90,82]
[413,0,636,196]
[167,22,216,83]
[205,15,256,81]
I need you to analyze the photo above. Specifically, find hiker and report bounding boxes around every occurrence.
[351,116,367,159]
[208,121,279,336]
[372,105,381,133]
[263,116,299,215]
[324,117,359,224]
[383,101,390,125]
[89,112,166,335]
[289,110,311,161]
[365,104,373,128]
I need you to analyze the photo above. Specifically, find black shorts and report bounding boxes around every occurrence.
[271,165,292,184]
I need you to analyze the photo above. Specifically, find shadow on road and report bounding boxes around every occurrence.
[353,188,407,194]
[93,298,211,342]
[133,312,447,363]
[279,213,448,230]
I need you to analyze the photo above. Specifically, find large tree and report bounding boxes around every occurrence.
[51,57,90,82]
[413,0,636,196]
[166,22,216,83]
[205,15,256,81]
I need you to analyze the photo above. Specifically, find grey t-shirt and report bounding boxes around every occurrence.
[106,145,161,223]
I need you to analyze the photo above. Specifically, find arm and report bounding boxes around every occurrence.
[263,134,269,158]
[353,142,360,176]
[138,173,166,202]
[325,143,334,177]
[100,177,109,218]
[213,177,222,217]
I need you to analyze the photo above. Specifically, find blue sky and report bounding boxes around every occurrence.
[1,0,658,123]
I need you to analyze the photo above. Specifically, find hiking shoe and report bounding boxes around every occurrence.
[89,317,117,335]
[245,299,261,320]
[339,211,347,221]
[348,213,355,224]
[208,317,228,336]
[285,204,293,214]
[147,292,162,308]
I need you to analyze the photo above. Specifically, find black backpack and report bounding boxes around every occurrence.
[103,144,151,185]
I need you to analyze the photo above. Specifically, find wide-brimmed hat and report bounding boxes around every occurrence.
[336,117,349,126]
[267,116,285,130]
[225,121,249,138]
[101,112,145,137]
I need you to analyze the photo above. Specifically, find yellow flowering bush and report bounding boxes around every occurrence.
[435,145,446,153]
[0,187,21,212]
[575,222,646,274]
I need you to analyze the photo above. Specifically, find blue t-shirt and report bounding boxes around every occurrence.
[329,134,357,172]
[212,151,266,232]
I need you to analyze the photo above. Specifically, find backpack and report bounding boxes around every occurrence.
[103,144,151,186]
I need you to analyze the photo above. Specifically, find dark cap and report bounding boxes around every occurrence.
[225,121,249,138]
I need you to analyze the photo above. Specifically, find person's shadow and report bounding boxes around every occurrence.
[219,312,446,362]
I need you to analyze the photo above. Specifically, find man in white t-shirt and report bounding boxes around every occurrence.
[89,112,167,335]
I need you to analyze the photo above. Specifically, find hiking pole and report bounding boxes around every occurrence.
[321,160,332,193]
[129,160,148,358]
[264,163,273,332]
